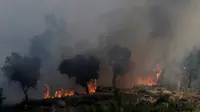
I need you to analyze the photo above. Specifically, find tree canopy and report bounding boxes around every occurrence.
[58,55,100,92]
[1,52,41,100]
[107,45,132,88]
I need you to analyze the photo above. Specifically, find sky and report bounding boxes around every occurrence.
[0,0,123,64]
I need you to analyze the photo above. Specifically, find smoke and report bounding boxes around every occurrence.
[0,0,122,104]
[96,0,200,88]
[168,1,200,61]
[0,0,200,103]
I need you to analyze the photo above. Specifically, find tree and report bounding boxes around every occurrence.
[0,88,5,106]
[58,55,100,93]
[1,52,41,100]
[182,49,200,88]
[107,45,132,88]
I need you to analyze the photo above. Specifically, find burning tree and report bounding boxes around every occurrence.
[182,49,200,88]
[58,55,100,94]
[108,45,131,88]
[1,52,41,100]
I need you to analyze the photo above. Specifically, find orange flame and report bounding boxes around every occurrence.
[43,79,97,99]
[44,84,50,99]
[137,64,161,86]
[87,79,97,94]
[43,84,75,99]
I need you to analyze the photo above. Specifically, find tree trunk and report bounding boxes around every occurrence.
[22,87,29,100]
[85,86,89,94]
[24,91,28,101]
[112,73,117,88]
[188,75,192,88]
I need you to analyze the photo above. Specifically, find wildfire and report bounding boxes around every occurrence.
[44,84,75,99]
[137,74,158,86]
[137,64,162,86]
[87,79,97,94]
[43,79,97,99]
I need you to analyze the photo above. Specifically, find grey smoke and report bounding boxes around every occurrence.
[0,0,200,104]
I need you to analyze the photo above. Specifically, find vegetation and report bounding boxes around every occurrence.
[58,55,100,93]
[0,88,4,107]
[1,86,200,112]
[107,45,132,88]
[1,52,41,100]
[182,49,200,88]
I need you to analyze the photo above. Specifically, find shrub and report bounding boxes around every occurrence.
[90,105,96,112]
[82,105,90,112]
[132,102,153,112]
[108,100,119,112]
[95,102,110,112]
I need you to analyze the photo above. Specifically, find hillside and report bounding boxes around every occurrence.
[1,86,200,112]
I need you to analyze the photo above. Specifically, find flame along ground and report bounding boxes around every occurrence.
[137,64,162,86]
[44,79,97,99]
[44,64,161,99]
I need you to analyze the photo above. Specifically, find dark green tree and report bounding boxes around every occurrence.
[1,52,41,100]
[107,45,132,88]
[58,55,100,93]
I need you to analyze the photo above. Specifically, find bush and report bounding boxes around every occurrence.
[132,101,153,112]
[113,89,123,106]
[123,104,134,112]
[108,100,119,112]
[90,105,96,112]
[95,101,110,112]
[192,107,200,112]
[82,105,90,112]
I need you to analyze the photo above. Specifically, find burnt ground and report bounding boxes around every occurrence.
[1,86,200,112]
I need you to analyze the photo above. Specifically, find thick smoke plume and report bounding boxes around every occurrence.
[1,0,200,103]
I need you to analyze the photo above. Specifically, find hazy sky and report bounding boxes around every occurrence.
[0,0,123,65]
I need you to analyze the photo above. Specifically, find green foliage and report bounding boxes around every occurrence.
[82,105,90,112]
[123,104,134,112]
[192,107,200,112]
[1,52,41,100]
[155,94,170,105]
[113,89,123,106]
[90,105,96,112]
[152,103,170,112]
[185,103,194,110]
[95,102,110,112]
[108,100,119,112]
[132,101,153,112]
[58,55,100,92]
[65,106,71,112]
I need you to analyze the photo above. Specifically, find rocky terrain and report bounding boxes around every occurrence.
[1,86,200,112]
